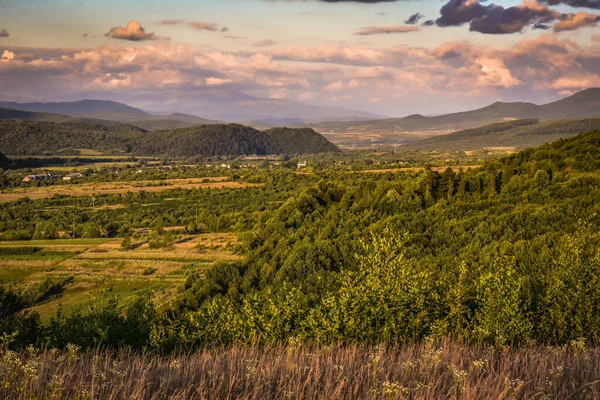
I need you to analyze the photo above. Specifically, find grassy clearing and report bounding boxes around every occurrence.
[0,233,238,323]
[2,339,599,399]
[0,177,258,202]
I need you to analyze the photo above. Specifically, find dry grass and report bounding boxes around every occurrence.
[0,178,258,202]
[1,339,599,399]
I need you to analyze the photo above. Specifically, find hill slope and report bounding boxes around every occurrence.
[0,107,73,123]
[405,117,600,151]
[136,125,279,157]
[266,127,341,154]
[0,100,150,121]
[307,88,600,135]
[0,151,11,169]
[0,121,339,156]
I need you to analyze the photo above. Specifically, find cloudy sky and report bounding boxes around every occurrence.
[0,0,599,116]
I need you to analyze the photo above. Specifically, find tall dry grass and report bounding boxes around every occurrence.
[1,339,599,399]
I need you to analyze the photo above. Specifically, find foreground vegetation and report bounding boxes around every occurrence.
[0,129,599,397]
[0,130,598,351]
[1,339,599,399]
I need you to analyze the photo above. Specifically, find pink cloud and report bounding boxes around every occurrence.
[105,20,156,41]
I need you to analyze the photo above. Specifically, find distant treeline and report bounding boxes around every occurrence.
[0,121,340,157]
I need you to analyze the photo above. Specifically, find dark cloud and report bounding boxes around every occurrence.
[434,0,597,34]
[421,20,435,26]
[436,0,487,27]
[221,27,230,32]
[540,0,600,10]
[533,22,551,29]
[468,3,557,34]
[0,29,9,37]
[405,12,424,24]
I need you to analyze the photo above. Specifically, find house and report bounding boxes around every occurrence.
[297,160,308,169]
[22,173,54,183]
[63,173,84,181]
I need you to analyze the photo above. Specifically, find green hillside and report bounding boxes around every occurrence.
[0,107,73,123]
[406,117,600,151]
[265,127,341,154]
[136,124,278,156]
[0,121,339,156]
[0,151,10,169]
[0,120,146,155]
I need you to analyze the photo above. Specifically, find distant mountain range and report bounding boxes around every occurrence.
[34,89,385,123]
[1,88,599,152]
[306,88,600,134]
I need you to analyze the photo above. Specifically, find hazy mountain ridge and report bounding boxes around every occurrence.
[41,89,385,123]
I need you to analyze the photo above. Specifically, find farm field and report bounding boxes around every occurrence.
[360,165,481,174]
[0,233,239,323]
[0,177,256,202]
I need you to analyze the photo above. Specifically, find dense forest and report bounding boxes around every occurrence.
[0,121,339,156]
[1,130,599,350]
[0,151,10,169]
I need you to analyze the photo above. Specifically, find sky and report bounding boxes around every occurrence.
[0,0,599,116]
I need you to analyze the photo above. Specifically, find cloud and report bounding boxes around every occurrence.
[554,12,600,31]
[468,1,558,34]
[0,32,598,114]
[539,0,600,10]
[436,0,487,27]
[159,19,222,32]
[159,19,186,25]
[105,20,156,41]
[323,81,345,91]
[206,77,232,86]
[1,49,14,62]
[354,25,420,35]
[548,75,600,89]
[435,0,599,34]
[254,39,277,47]
[0,29,9,38]
[188,21,218,31]
[405,13,424,24]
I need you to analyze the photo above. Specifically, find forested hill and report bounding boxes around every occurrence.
[0,151,10,169]
[406,117,600,151]
[135,125,279,157]
[0,120,340,156]
[266,127,340,154]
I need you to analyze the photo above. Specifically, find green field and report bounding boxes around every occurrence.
[0,234,238,322]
